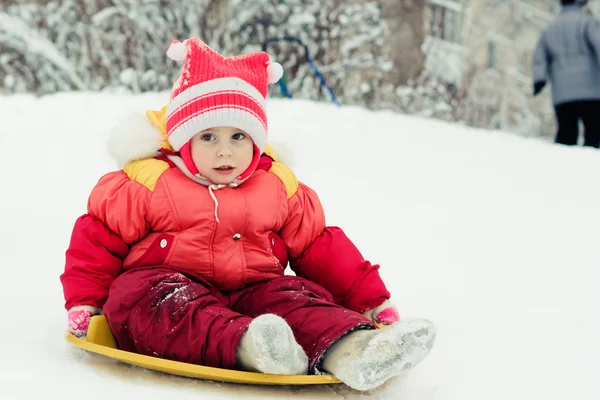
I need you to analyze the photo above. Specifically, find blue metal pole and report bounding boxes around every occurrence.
[262,36,340,106]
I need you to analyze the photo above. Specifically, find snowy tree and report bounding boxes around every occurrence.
[0,10,84,93]
[1,1,216,94]
[1,0,394,109]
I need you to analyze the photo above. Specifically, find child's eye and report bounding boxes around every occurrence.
[232,133,246,141]
[200,133,215,141]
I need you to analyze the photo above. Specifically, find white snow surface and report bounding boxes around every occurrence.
[1,92,599,399]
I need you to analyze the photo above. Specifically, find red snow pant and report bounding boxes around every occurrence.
[103,266,375,373]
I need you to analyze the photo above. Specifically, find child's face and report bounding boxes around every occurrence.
[190,126,254,184]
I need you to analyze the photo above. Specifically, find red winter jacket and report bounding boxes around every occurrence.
[61,120,389,314]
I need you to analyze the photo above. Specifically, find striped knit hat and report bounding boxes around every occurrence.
[165,38,282,177]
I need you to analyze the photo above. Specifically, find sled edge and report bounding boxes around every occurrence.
[65,316,342,385]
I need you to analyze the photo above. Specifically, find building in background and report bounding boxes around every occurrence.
[423,0,562,137]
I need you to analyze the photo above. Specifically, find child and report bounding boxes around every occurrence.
[61,37,436,391]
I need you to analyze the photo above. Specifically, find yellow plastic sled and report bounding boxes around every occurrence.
[66,315,342,385]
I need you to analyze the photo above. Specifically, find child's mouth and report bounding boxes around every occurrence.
[214,165,235,174]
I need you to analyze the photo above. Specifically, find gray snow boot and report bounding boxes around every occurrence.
[321,318,436,391]
[237,314,308,375]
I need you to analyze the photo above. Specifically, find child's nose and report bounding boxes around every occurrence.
[217,144,233,157]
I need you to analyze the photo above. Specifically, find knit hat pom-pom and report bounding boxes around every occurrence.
[267,62,283,84]
[167,40,187,61]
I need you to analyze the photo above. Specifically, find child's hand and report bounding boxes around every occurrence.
[362,300,400,327]
[67,306,102,338]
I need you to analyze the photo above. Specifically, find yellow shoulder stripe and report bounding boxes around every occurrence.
[145,106,174,152]
[268,161,298,199]
[263,143,278,162]
[123,158,170,192]
[263,143,298,198]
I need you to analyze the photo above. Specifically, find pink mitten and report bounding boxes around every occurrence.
[362,300,400,327]
[67,306,102,338]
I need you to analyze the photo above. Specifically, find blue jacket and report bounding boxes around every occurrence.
[532,5,600,105]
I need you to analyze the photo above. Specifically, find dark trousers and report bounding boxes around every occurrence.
[554,100,600,148]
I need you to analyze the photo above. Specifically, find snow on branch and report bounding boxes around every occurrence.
[0,11,84,91]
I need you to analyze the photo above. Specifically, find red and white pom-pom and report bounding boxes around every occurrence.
[267,62,283,84]
[166,40,187,61]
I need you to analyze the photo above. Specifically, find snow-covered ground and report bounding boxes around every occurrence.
[1,92,599,399]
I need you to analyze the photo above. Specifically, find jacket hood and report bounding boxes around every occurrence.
[107,106,174,168]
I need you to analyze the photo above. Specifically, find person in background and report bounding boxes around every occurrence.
[533,0,600,148]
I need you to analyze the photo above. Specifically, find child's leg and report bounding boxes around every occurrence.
[321,318,436,391]
[103,267,251,370]
[229,276,376,373]
[230,276,436,389]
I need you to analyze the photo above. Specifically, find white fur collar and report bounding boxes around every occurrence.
[107,113,165,168]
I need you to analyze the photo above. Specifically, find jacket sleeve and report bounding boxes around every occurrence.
[532,32,549,83]
[278,183,390,313]
[585,18,600,64]
[60,171,152,310]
